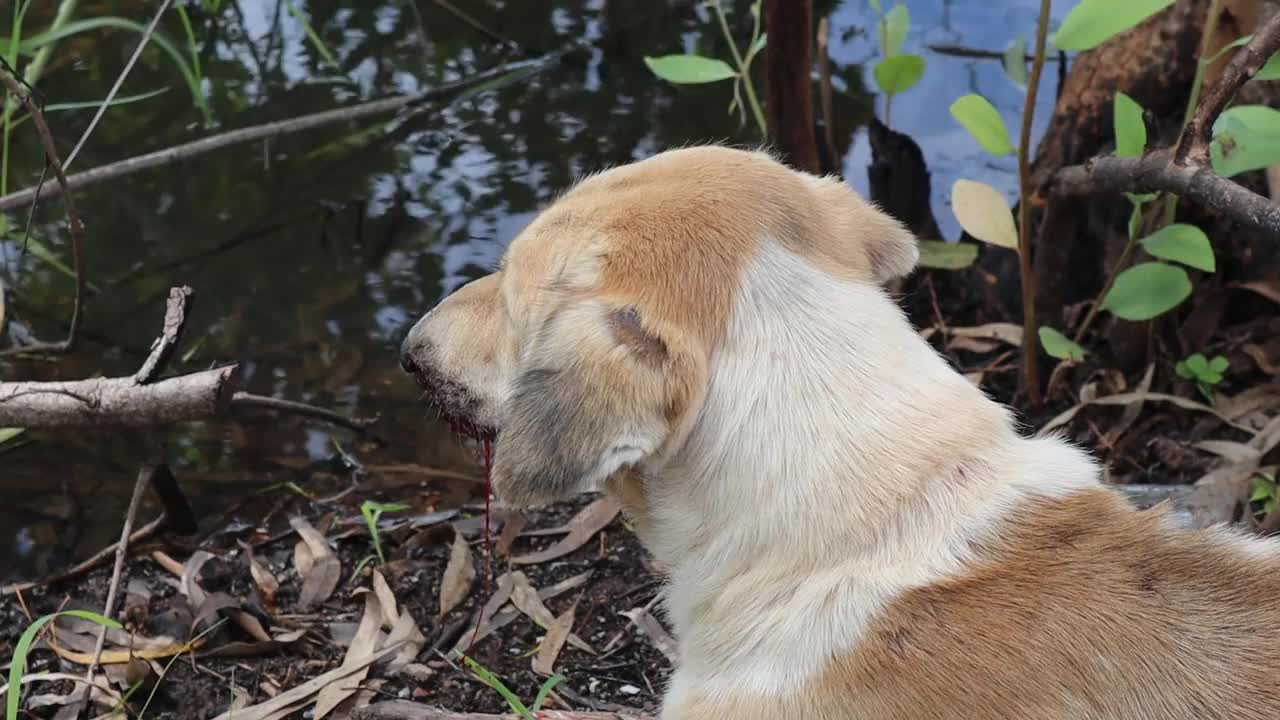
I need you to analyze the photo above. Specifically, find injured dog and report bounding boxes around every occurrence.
[400,145,1280,719]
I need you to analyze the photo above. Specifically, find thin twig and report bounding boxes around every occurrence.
[1015,0,1051,406]
[85,465,154,683]
[134,285,194,384]
[926,43,1061,62]
[230,391,379,432]
[0,52,567,212]
[1162,0,1225,225]
[64,0,176,170]
[0,62,86,355]
[1175,9,1280,167]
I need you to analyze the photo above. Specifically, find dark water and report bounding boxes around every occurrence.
[0,0,1068,583]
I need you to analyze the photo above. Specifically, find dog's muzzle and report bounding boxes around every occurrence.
[399,334,496,441]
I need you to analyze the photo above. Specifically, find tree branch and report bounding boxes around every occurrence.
[0,366,238,427]
[134,285,194,384]
[1051,15,1280,238]
[0,61,86,355]
[1175,9,1280,167]
[1051,151,1280,235]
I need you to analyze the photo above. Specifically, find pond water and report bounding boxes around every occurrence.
[0,0,1071,583]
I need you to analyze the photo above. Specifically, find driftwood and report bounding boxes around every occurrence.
[352,703,652,720]
[0,286,375,432]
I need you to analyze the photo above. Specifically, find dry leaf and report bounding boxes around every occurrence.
[621,606,677,663]
[1038,390,1255,437]
[947,336,1000,354]
[1215,384,1280,422]
[372,570,399,628]
[314,592,384,720]
[495,511,528,556]
[951,178,1019,250]
[438,529,476,619]
[381,610,427,672]
[1106,364,1155,445]
[1243,344,1280,376]
[208,641,404,720]
[1187,458,1262,529]
[949,322,1023,347]
[199,629,307,659]
[511,497,622,565]
[509,573,593,654]
[291,516,342,610]
[451,570,593,655]
[239,540,280,608]
[180,550,216,608]
[1234,280,1280,305]
[1194,440,1259,464]
[532,604,576,676]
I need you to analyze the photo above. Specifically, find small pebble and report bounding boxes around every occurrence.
[619,684,641,695]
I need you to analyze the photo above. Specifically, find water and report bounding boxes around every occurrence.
[0,0,1071,583]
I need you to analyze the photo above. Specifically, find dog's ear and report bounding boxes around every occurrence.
[491,303,678,507]
[810,176,920,284]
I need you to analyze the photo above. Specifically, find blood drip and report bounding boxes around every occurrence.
[465,437,495,653]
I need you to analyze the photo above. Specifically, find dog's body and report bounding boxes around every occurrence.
[401,145,1280,719]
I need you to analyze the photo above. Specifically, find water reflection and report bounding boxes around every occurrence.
[1,0,1066,583]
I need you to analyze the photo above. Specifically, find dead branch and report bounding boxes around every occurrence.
[352,704,653,720]
[135,286,194,384]
[85,465,152,682]
[0,366,237,427]
[0,61,86,355]
[230,391,378,432]
[0,52,567,213]
[1050,11,1280,238]
[1051,150,1280,234]
[1175,9,1280,167]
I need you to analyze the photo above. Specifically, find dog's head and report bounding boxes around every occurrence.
[399,145,918,508]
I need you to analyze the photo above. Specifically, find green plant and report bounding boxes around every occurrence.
[867,1,926,128]
[1176,352,1229,401]
[360,499,410,566]
[6,609,122,720]
[1250,472,1277,520]
[452,651,564,720]
[644,0,767,137]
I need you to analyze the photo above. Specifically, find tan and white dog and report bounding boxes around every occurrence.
[400,145,1280,719]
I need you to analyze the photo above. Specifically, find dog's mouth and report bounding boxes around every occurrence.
[405,362,498,448]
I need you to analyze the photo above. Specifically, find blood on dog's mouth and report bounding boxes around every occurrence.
[405,362,497,446]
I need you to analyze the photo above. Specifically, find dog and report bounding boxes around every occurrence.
[400,145,1280,719]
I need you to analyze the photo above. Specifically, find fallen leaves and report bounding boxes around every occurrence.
[512,497,621,565]
[292,515,342,610]
[439,528,476,619]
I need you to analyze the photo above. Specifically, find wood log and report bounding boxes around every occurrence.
[0,366,238,427]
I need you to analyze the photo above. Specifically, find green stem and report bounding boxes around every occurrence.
[1015,0,1051,406]
[712,1,767,138]
[2,0,76,200]
[22,0,79,89]
[1163,0,1224,225]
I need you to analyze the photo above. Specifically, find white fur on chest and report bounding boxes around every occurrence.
[640,242,1101,707]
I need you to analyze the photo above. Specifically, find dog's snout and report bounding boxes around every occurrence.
[399,333,429,375]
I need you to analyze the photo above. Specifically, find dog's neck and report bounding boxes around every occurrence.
[638,241,1100,698]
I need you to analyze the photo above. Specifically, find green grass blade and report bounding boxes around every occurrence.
[7,610,121,720]
[20,17,209,122]
[283,0,342,72]
[531,674,566,712]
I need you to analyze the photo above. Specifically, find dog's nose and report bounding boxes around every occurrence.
[400,349,418,374]
[399,335,423,374]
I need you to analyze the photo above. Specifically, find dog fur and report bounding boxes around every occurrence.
[400,145,1280,719]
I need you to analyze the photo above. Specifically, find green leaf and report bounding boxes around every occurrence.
[1258,50,1280,81]
[0,428,24,445]
[949,94,1014,156]
[1250,475,1277,504]
[1184,353,1210,375]
[1210,105,1280,177]
[284,0,342,72]
[917,240,978,270]
[1038,327,1086,361]
[9,611,122,720]
[644,54,738,84]
[869,0,882,12]
[873,54,925,95]
[746,32,767,62]
[878,4,910,56]
[950,179,1019,249]
[1101,262,1193,321]
[1003,37,1027,88]
[1175,360,1194,380]
[1125,192,1159,206]
[1139,224,1214,272]
[1051,0,1174,52]
[1208,355,1230,374]
[1113,91,1146,157]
